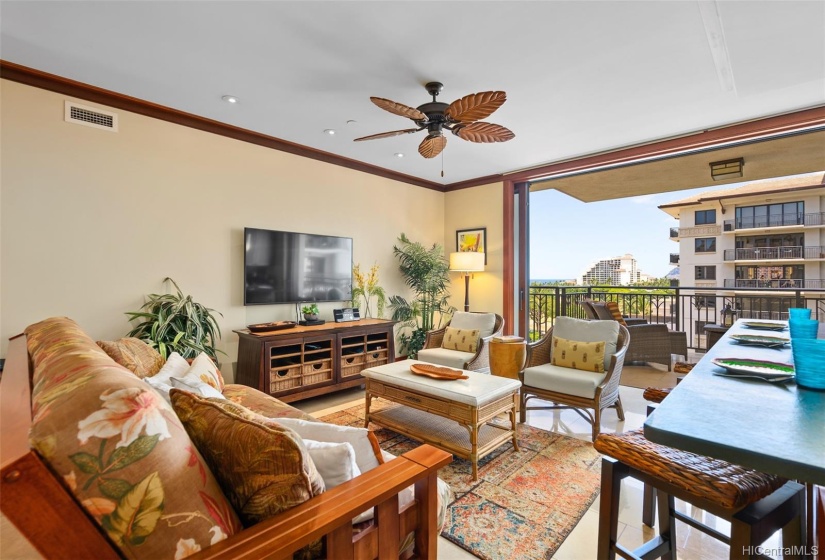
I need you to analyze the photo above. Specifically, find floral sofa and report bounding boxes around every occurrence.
[0,317,451,560]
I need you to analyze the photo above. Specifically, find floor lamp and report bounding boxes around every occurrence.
[449,252,485,312]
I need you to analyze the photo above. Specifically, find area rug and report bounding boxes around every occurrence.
[620,364,680,390]
[319,401,602,560]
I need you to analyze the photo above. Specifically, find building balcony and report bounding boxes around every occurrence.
[676,224,721,238]
[724,278,825,289]
[669,253,679,264]
[722,212,825,232]
[723,246,825,261]
[669,227,679,240]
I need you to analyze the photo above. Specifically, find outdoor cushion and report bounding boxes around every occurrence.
[96,337,164,378]
[522,363,607,399]
[552,316,619,371]
[441,326,480,353]
[171,390,325,527]
[416,347,475,369]
[449,312,497,337]
[603,301,628,326]
[551,336,606,373]
[26,317,241,559]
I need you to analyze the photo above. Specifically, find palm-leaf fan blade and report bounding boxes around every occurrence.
[354,128,422,142]
[370,97,427,121]
[445,91,506,123]
[418,135,447,158]
[454,122,515,143]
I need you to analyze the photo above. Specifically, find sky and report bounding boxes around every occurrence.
[528,181,744,281]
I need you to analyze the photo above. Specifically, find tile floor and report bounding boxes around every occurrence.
[0,365,789,559]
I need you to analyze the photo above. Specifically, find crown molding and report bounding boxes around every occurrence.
[0,60,445,192]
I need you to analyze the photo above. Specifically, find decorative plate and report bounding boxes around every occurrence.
[410,363,469,380]
[741,321,787,331]
[729,334,791,348]
[711,358,794,379]
[248,321,298,333]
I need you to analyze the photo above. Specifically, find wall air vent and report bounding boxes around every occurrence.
[64,101,118,132]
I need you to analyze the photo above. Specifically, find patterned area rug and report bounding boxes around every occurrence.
[318,401,601,560]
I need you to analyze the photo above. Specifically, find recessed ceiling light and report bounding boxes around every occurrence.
[221,95,239,104]
[324,129,336,135]
[394,153,404,158]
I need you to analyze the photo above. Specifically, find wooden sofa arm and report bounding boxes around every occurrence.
[188,445,452,560]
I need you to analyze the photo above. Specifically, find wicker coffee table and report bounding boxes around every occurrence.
[362,359,521,480]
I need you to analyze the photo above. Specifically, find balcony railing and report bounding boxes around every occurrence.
[527,284,825,350]
[669,253,679,264]
[723,279,825,289]
[669,227,679,239]
[678,225,721,238]
[722,212,825,231]
[723,246,825,261]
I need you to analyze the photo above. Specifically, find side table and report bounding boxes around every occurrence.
[703,324,730,350]
[489,336,527,380]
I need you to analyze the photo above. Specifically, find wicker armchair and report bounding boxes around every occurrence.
[587,300,686,370]
[417,312,504,372]
[519,317,630,441]
[582,299,648,326]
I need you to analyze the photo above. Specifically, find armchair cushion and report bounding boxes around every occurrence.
[552,316,619,371]
[551,336,606,373]
[523,363,607,399]
[416,347,476,369]
[450,311,497,337]
[442,326,480,353]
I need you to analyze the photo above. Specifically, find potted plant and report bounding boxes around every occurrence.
[389,233,455,357]
[126,278,224,362]
[301,303,320,321]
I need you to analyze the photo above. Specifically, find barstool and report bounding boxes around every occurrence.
[594,430,806,560]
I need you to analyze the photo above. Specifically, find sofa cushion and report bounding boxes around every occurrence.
[552,316,619,371]
[170,390,325,527]
[303,440,361,489]
[416,347,475,369]
[523,363,607,399]
[96,337,165,378]
[551,336,607,373]
[26,317,241,560]
[450,312,496,337]
[441,326,480,353]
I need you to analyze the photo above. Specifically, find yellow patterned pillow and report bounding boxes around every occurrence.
[441,326,481,353]
[604,301,628,326]
[96,337,165,378]
[551,336,606,373]
[170,389,325,527]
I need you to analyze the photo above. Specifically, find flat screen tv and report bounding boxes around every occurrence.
[244,227,353,305]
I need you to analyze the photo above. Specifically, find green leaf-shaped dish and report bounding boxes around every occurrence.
[711,358,794,378]
[741,321,787,331]
[729,334,790,348]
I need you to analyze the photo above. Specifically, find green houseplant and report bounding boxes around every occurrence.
[126,278,224,362]
[389,233,455,357]
[301,303,320,321]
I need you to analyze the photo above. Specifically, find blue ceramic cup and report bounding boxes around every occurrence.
[791,338,825,390]
[788,308,812,320]
[789,318,819,340]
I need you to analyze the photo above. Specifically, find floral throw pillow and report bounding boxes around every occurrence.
[96,337,165,378]
[26,317,241,560]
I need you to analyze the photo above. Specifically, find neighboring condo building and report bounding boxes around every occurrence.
[659,171,825,317]
[580,254,642,285]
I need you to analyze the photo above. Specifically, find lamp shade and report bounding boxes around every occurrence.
[450,252,485,272]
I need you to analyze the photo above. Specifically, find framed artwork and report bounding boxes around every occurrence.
[456,227,487,264]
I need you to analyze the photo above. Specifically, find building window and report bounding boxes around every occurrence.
[695,266,716,280]
[695,295,716,308]
[695,238,716,253]
[735,202,804,229]
[695,209,717,225]
[734,265,804,288]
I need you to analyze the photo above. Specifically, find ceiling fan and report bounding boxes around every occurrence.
[354,82,515,159]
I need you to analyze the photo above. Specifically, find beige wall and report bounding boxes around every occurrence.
[444,183,504,317]
[0,80,448,376]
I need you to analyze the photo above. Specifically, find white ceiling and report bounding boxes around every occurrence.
[2,1,824,185]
